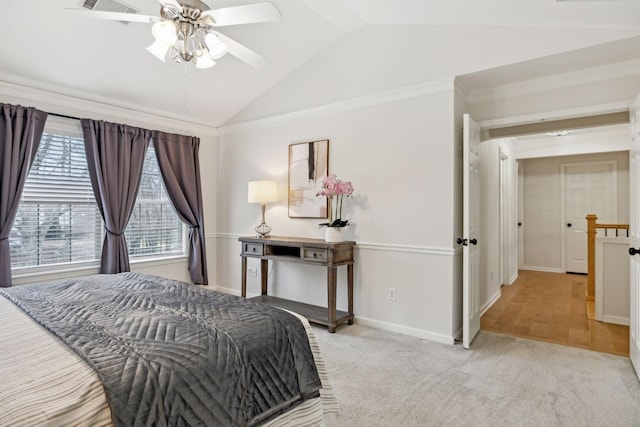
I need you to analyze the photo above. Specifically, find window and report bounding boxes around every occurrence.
[10,131,101,269]
[126,144,184,257]
[10,118,185,272]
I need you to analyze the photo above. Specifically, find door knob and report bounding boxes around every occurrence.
[567,223,572,227]
[629,247,640,256]
[469,238,478,245]
[456,238,468,246]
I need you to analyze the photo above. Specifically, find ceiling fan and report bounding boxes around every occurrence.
[66,0,282,69]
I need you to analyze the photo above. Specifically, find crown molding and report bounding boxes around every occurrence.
[218,78,456,135]
[467,58,640,105]
[0,75,218,137]
[478,100,631,129]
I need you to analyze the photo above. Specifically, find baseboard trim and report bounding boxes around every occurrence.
[209,285,456,344]
[509,271,519,285]
[480,290,501,317]
[520,266,563,273]
[603,315,630,326]
[354,316,455,345]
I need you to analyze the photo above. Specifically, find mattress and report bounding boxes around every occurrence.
[0,278,337,426]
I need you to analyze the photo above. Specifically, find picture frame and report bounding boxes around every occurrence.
[288,140,329,218]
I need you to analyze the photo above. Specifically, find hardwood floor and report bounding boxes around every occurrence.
[480,270,629,357]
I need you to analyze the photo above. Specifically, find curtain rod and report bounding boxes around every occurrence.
[48,112,82,121]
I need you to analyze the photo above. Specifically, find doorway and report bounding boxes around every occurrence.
[481,125,631,356]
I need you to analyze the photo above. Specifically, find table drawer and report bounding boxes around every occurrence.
[302,248,328,262]
[243,243,264,256]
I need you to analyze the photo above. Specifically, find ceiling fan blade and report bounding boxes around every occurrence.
[202,2,281,26]
[213,32,270,69]
[157,0,183,13]
[65,9,156,23]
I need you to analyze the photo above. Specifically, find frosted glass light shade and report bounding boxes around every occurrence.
[195,54,216,69]
[152,20,178,45]
[146,40,170,62]
[248,181,278,203]
[205,33,229,59]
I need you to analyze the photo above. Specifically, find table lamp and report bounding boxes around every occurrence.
[248,180,278,238]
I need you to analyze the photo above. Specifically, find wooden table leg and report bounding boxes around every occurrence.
[260,259,269,295]
[241,257,247,298]
[327,266,337,333]
[347,263,354,325]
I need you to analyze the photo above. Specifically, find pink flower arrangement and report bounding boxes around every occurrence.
[316,174,354,228]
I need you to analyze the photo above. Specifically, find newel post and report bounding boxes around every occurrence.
[586,214,598,301]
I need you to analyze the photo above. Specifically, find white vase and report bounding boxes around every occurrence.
[324,227,344,243]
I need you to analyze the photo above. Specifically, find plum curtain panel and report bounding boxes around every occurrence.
[0,104,48,287]
[81,119,151,275]
[152,131,208,285]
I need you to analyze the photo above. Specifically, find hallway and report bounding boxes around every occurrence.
[480,270,629,356]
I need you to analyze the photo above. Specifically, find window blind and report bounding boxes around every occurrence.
[126,144,184,257]
[10,133,101,268]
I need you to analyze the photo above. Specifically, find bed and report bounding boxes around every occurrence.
[0,272,338,426]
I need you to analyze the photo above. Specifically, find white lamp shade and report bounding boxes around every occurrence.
[248,181,278,203]
[146,40,169,62]
[152,20,178,45]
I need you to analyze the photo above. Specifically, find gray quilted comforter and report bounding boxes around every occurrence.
[0,272,321,426]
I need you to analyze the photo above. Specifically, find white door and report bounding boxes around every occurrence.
[517,162,524,269]
[463,114,481,349]
[563,162,617,273]
[629,92,640,381]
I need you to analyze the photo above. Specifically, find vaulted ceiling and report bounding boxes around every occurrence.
[1,0,639,127]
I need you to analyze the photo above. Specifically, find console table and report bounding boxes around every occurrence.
[239,236,355,333]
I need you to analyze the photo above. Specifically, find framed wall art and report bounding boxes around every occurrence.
[288,139,329,218]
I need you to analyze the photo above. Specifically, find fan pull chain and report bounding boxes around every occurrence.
[183,63,189,107]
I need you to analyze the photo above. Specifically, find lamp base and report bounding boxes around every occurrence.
[255,223,272,238]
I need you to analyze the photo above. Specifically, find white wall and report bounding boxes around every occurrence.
[478,137,518,313]
[217,85,460,343]
[520,151,629,272]
[1,80,219,286]
[596,237,630,325]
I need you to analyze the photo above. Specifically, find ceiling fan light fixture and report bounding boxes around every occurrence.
[68,1,282,69]
[205,32,228,59]
[146,40,169,62]
[195,54,216,69]
[152,20,178,45]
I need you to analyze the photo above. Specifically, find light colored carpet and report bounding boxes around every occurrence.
[312,325,640,426]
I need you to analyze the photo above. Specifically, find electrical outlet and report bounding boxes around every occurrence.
[388,287,397,301]
[247,266,258,278]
